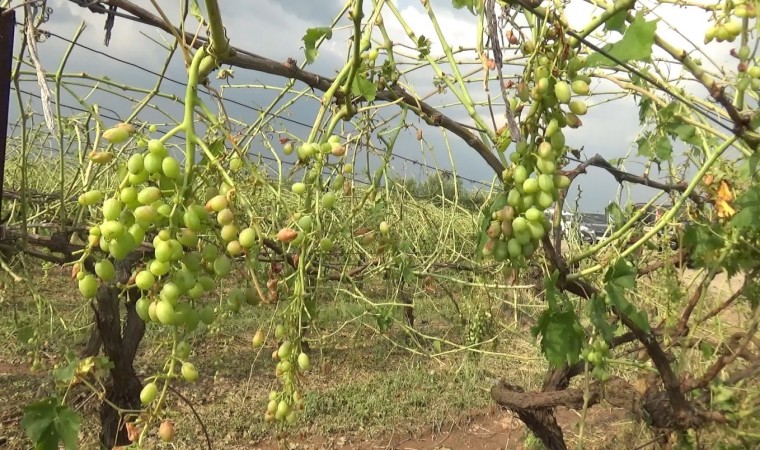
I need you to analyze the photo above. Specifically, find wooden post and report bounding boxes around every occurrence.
[0,8,16,212]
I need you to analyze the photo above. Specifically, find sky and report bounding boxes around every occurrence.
[3,0,742,213]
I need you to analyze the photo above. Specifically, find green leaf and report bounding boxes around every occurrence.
[452,0,479,13]
[604,259,649,332]
[606,202,625,230]
[532,309,584,367]
[53,360,77,383]
[731,186,760,230]
[302,27,333,65]
[636,136,653,158]
[588,294,616,342]
[604,258,636,290]
[605,10,628,33]
[654,135,673,160]
[22,398,81,450]
[586,12,658,67]
[351,75,377,102]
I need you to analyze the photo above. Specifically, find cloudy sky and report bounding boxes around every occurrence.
[5,0,739,212]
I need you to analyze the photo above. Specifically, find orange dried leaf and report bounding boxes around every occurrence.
[715,180,736,218]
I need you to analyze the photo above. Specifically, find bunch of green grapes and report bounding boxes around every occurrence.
[76,122,267,439]
[244,133,355,425]
[465,305,495,350]
[482,24,589,266]
[582,337,611,381]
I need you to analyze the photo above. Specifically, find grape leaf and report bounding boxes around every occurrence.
[302,27,333,65]
[586,12,658,67]
[351,75,377,102]
[588,294,616,343]
[731,185,760,230]
[605,10,628,33]
[604,259,650,332]
[532,308,584,367]
[654,135,673,160]
[22,398,81,450]
[452,0,479,13]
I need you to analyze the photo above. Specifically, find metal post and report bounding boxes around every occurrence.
[0,8,16,213]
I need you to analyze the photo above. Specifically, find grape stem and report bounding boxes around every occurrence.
[180,46,208,198]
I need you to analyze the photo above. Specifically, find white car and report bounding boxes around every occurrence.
[543,207,597,244]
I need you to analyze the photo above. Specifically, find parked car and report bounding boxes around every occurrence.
[544,207,598,244]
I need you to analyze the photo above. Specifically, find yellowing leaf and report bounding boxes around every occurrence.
[716,180,736,218]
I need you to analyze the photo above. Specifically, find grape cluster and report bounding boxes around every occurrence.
[582,337,611,381]
[252,325,311,424]
[482,31,589,265]
[465,306,494,350]
[76,124,264,382]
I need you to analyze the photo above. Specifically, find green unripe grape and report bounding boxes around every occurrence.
[217,208,234,226]
[199,305,215,324]
[536,77,550,94]
[550,131,565,150]
[513,165,528,184]
[143,152,163,175]
[140,382,159,404]
[321,192,337,209]
[227,240,244,256]
[512,217,529,234]
[239,228,256,248]
[101,220,125,240]
[493,239,509,262]
[79,274,98,298]
[147,139,165,154]
[127,153,144,174]
[507,238,522,259]
[525,207,543,223]
[162,156,181,179]
[571,79,590,95]
[297,215,313,232]
[523,178,539,195]
[160,282,182,305]
[554,80,571,104]
[120,186,139,207]
[748,66,760,79]
[515,229,532,245]
[537,142,553,159]
[138,186,161,205]
[275,324,286,339]
[213,255,232,277]
[135,270,155,290]
[135,297,151,322]
[177,228,198,248]
[507,189,521,208]
[522,242,535,257]
[538,174,555,193]
[545,118,560,138]
[536,157,556,175]
[528,221,546,240]
[155,301,176,325]
[95,259,116,282]
[127,170,150,186]
[537,191,554,209]
[149,259,170,277]
[109,233,136,261]
[283,142,294,155]
[102,198,122,221]
[181,362,199,382]
[79,189,103,206]
[569,100,588,115]
[555,174,571,189]
[220,224,239,242]
[319,237,334,252]
[183,209,202,232]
